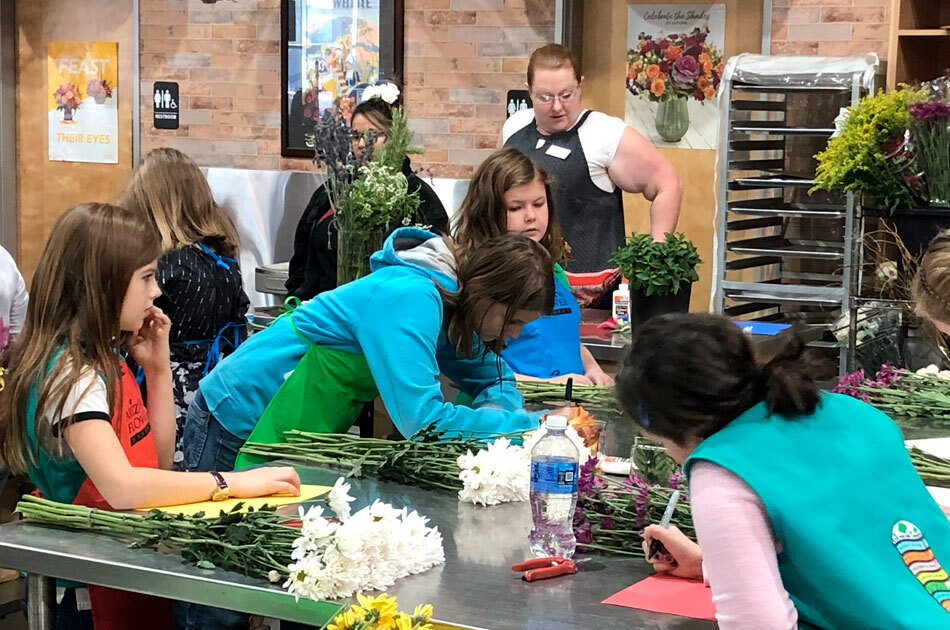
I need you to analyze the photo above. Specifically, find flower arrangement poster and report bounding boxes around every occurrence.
[47,41,118,164]
[626,5,725,149]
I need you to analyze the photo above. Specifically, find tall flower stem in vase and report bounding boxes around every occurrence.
[336,228,384,287]
[910,99,950,207]
[312,94,422,286]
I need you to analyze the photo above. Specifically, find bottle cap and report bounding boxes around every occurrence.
[546,415,567,429]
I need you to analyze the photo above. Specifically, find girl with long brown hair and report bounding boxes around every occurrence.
[120,148,250,468]
[455,148,613,386]
[183,226,570,475]
[0,203,298,629]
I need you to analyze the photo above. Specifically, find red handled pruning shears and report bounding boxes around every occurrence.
[511,556,582,582]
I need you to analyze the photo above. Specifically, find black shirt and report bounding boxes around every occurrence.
[286,158,449,301]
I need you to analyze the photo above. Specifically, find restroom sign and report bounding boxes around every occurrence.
[153,81,179,130]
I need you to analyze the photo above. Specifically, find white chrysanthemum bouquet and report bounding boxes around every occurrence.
[285,479,445,600]
[456,423,591,507]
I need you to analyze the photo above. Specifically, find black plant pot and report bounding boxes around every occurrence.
[891,207,950,259]
[631,282,692,329]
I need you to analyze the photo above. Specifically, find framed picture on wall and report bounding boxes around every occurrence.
[281,0,404,158]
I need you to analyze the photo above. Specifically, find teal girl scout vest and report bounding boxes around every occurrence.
[685,392,950,629]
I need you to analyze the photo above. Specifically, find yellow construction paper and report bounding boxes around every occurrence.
[145,484,332,518]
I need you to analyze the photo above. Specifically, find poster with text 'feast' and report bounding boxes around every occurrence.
[47,41,118,163]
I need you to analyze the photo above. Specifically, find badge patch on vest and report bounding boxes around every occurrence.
[892,520,950,612]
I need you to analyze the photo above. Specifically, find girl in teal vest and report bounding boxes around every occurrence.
[454,148,613,386]
[616,313,950,629]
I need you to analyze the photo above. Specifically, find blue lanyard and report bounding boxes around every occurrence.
[197,242,237,270]
[173,321,245,376]
[136,320,245,386]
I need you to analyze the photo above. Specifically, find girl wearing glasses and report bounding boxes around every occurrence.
[286,87,449,301]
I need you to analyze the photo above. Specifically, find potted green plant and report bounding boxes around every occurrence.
[610,232,701,327]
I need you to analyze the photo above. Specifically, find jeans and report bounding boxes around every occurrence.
[175,391,319,630]
[179,389,244,474]
[174,389,248,630]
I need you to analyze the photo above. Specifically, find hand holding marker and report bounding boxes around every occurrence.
[647,490,681,562]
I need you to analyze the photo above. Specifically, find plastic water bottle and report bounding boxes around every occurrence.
[529,415,579,558]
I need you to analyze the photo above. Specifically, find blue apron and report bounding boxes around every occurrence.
[502,272,584,377]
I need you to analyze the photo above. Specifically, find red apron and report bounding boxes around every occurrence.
[71,361,174,630]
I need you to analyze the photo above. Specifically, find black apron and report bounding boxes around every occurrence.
[505,110,625,272]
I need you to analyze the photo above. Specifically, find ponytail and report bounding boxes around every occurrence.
[758,335,820,417]
[616,313,825,446]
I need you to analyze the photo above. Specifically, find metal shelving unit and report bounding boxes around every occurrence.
[713,54,878,374]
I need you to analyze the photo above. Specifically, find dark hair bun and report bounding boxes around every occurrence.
[759,335,820,416]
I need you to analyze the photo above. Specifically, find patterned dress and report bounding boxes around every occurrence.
[155,243,249,466]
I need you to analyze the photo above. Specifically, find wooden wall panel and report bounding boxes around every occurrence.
[16,0,134,281]
[582,0,763,311]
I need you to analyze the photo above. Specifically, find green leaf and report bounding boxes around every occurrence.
[196,560,216,570]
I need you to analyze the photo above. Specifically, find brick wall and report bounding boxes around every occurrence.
[140,0,553,175]
[770,0,890,59]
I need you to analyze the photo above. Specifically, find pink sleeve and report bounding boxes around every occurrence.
[690,460,799,630]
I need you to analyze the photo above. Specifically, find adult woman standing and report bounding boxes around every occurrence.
[286,86,449,301]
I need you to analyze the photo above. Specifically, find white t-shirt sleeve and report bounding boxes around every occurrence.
[576,111,627,193]
[502,108,536,144]
[46,366,111,431]
[9,268,27,335]
[0,246,27,334]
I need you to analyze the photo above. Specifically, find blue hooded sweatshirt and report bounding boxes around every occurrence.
[199,227,542,440]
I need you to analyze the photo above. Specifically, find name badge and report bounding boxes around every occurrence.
[545,144,571,160]
[535,139,546,150]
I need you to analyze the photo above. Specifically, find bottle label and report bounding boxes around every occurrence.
[530,460,579,494]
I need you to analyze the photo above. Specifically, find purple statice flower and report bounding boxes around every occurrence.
[600,516,615,532]
[668,471,684,489]
[577,458,601,497]
[634,485,650,529]
[671,55,701,84]
[574,517,593,545]
[833,369,868,398]
[875,362,903,388]
[910,100,950,123]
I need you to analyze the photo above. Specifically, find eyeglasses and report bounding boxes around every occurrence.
[349,130,386,141]
[532,90,578,104]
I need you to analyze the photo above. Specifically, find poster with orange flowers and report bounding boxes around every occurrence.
[625,5,725,149]
[47,41,118,163]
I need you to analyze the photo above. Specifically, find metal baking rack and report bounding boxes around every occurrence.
[713,55,878,374]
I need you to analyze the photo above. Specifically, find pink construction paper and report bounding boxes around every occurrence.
[602,575,717,621]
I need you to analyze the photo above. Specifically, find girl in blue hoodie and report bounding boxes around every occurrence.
[180,228,557,475]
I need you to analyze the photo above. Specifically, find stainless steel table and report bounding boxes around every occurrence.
[0,466,715,630]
